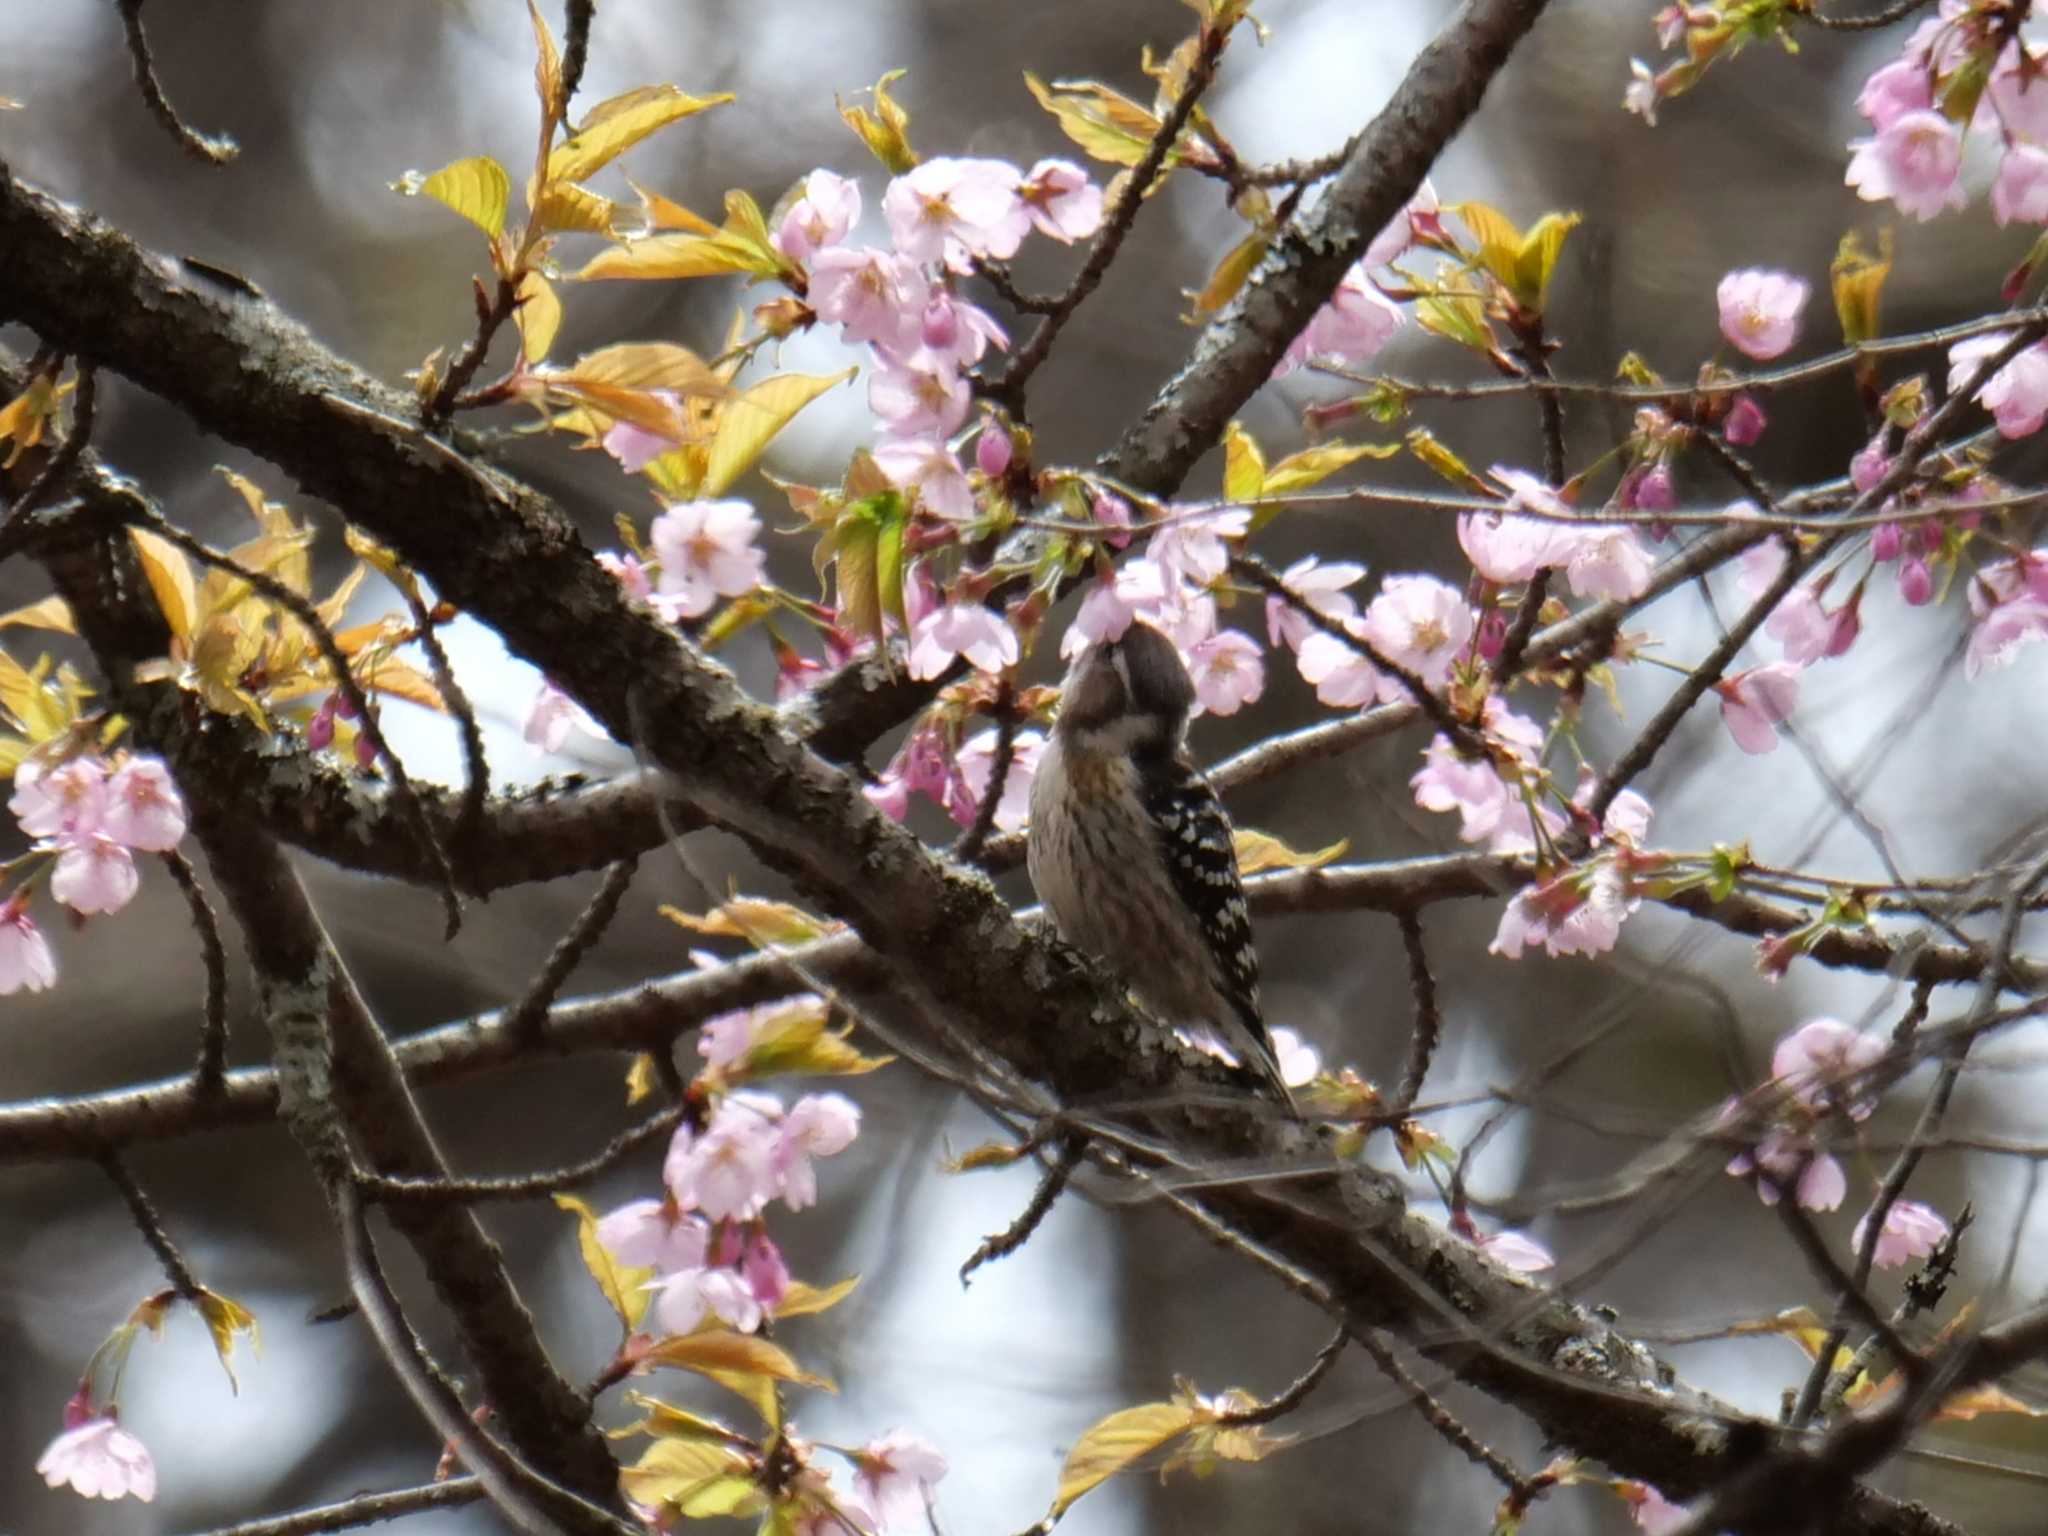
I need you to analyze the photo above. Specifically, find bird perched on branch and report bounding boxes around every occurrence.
[1027,621,1292,1106]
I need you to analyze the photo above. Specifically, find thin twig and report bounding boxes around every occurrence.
[990,17,1235,405]
[1391,909,1441,1118]
[360,1103,682,1204]
[1802,0,1937,29]
[960,1133,1084,1285]
[100,1153,201,1299]
[503,857,639,1044]
[114,0,238,164]
[428,277,518,427]
[1216,1328,1348,1426]
[161,850,230,1093]
[955,679,1017,867]
[173,1479,484,1536]
[1347,1327,1533,1497]
[392,576,489,859]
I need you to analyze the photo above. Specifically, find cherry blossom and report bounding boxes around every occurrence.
[914,290,1009,369]
[1716,268,1808,361]
[522,679,606,753]
[1272,263,1403,378]
[650,500,767,618]
[1362,179,1438,268]
[1722,392,1767,445]
[1856,59,1931,131]
[1060,575,1139,658]
[1185,630,1265,717]
[1897,557,1934,607]
[1563,525,1654,601]
[1995,144,2048,226]
[1716,663,1800,755]
[1846,108,1965,220]
[871,436,973,521]
[597,1198,710,1274]
[1989,43,2048,141]
[1411,701,1552,852]
[907,601,1019,679]
[778,1092,861,1210]
[102,758,187,851]
[1624,59,1660,125]
[774,169,862,264]
[867,348,970,439]
[1489,866,1633,960]
[0,895,55,994]
[952,728,1044,833]
[9,755,108,840]
[1019,158,1103,242]
[882,157,1028,269]
[1948,333,2048,438]
[1362,575,1473,693]
[1629,462,1676,517]
[853,1430,948,1531]
[1772,1017,1885,1119]
[1264,555,1366,651]
[1294,619,1381,707]
[1462,472,1569,583]
[1967,589,2048,677]
[808,246,928,348]
[51,835,139,917]
[601,405,681,474]
[1449,1208,1554,1272]
[1727,1129,1846,1211]
[37,1414,156,1502]
[1619,1482,1692,1535]
[975,422,1013,478]
[665,1094,784,1221]
[1764,586,1834,666]
[1147,507,1249,588]
[865,721,952,823]
[1853,1198,1950,1269]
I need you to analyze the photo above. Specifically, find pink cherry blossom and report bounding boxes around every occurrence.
[808,246,929,349]
[1853,1198,1950,1268]
[975,423,1013,478]
[1897,558,1933,607]
[1620,1482,1693,1535]
[1464,471,1570,583]
[1968,594,2048,677]
[1363,180,1438,268]
[774,169,862,265]
[1564,526,1653,601]
[1856,59,1932,130]
[1473,1227,1555,1273]
[871,436,973,522]
[1090,489,1134,548]
[602,410,680,474]
[1362,575,1473,693]
[853,1430,948,1531]
[51,834,139,916]
[1723,392,1767,445]
[697,1265,765,1333]
[1764,586,1834,665]
[650,500,767,618]
[1489,867,1633,960]
[1019,158,1103,242]
[1185,630,1265,717]
[1294,620,1382,708]
[883,157,1029,268]
[1846,108,1966,220]
[522,679,605,753]
[1265,555,1366,650]
[1994,144,2048,226]
[1624,60,1660,126]
[867,349,970,439]
[665,1095,784,1221]
[1773,1017,1886,1118]
[907,602,1019,679]
[738,1228,792,1311]
[779,1092,861,1210]
[102,758,186,851]
[1147,507,1250,588]
[1059,577,1139,658]
[1989,44,2048,141]
[1629,462,1677,517]
[1716,663,1801,755]
[952,728,1044,833]
[1270,1025,1321,1087]
[915,290,1009,369]
[0,895,56,994]
[1717,268,1809,361]
[865,721,952,822]
[1411,702,1549,851]
[1273,263,1403,378]
[37,1414,156,1502]
[1949,333,2048,438]
[597,1198,710,1274]
[1727,1130,1846,1211]
[10,755,108,840]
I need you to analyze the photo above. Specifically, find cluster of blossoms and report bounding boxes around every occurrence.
[592,1009,948,1534]
[2,751,189,994]
[866,710,1046,834]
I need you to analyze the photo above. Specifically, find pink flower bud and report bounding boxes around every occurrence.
[920,296,961,352]
[1898,557,1934,606]
[976,424,1013,478]
[1871,521,1902,562]
[1825,589,1863,658]
[1724,393,1767,446]
[354,728,379,771]
[1633,462,1676,514]
[1475,607,1507,662]
[1908,519,1942,558]
[306,698,336,752]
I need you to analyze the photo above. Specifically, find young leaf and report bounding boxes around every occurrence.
[1024,73,1161,166]
[1047,1402,1199,1519]
[192,1287,261,1394]
[515,270,562,364]
[547,87,735,185]
[701,370,857,497]
[641,1328,835,1393]
[773,1276,861,1319]
[1510,211,1580,312]
[554,1192,654,1331]
[1260,441,1399,496]
[128,527,198,643]
[1221,420,1267,503]
[397,156,511,240]
[624,1052,660,1104]
[838,69,917,173]
[527,0,564,126]
[662,897,843,945]
[621,1391,752,1446]
[1231,828,1349,875]
[0,594,76,634]
[531,181,618,236]
[619,1438,756,1512]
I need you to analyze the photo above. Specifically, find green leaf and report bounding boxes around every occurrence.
[838,69,917,174]
[1023,72,1160,166]
[0,594,75,634]
[701,370,856,497]
[1249,441,1398,528]
[619,1438,757,1513]
[1187,232,1268,318]
[1232,828,1348,875]
[642,1328,835,1396]
[774,1276,861,1319]
[128,527,198,643]
[193,1287,260,1394]
[1831,228,1892,347]
[554,1192,653,1331]
[1048,1402,1199,1519]
[1404,427,1490,494]
[397,156,511,240]
[1221,420,1266,503]
[548,86,734,184]
[1510,211,1580,312]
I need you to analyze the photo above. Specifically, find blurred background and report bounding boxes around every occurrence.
[4,0,2048,1531]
